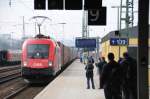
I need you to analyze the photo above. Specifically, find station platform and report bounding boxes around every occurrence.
[34,59,105,99]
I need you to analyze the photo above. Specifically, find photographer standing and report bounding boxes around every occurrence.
[85,60,95,89]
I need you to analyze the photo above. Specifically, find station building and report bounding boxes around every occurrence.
[101,26,150,85]
[101,26,150,62]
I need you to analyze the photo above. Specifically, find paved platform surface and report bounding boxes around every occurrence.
[34,59,105,99]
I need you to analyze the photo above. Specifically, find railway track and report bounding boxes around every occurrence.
[0,65,21,84]
[3,84,29,99]
[1,60,75,99]
[3,84,45,99]
[0,65,20,73]
[0,71,21,84]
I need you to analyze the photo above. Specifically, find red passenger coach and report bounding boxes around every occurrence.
[21,35,61,82]
[0,50,21,65]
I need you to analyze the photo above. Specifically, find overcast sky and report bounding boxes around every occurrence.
[0,0,148,46]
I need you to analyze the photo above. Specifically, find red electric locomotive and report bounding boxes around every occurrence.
[21,34,61,82]
[21,16,77,83]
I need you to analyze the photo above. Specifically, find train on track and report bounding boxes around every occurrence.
[0,50,21,65]
[21,34,77,83]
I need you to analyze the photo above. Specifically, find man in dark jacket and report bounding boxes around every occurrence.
[96,57,107,89]
[85,60,95,89]
[88,56,94,64]
[120,52,137,99]
[101,53,122,99]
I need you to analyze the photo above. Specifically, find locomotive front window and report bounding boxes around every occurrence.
[27,44,49,59]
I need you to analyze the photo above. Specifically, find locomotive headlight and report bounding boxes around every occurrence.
[48,61,52,66]
[24,61,27,66]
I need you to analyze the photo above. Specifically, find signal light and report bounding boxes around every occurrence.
[34,0,46,10]
[65,0,82,10]
[48,0,63,10]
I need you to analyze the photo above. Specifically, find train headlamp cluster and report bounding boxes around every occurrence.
[24,61,27,66]
[49,61,52,66]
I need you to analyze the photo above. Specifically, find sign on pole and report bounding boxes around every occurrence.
[75,38,96,48]
[110,38,128,46]
[88,7,107,25]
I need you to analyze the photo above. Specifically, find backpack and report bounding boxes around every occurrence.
[85,63,94,71]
